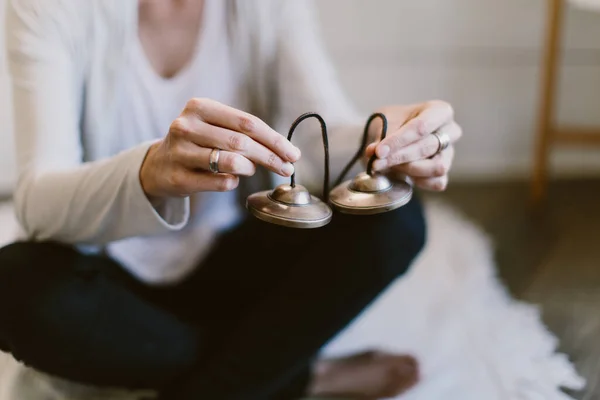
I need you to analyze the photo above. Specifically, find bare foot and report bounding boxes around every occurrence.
[307,350,419,399]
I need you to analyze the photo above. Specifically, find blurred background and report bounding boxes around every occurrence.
[0,0,600,398]
[318,0,600,180]
[316,1,600,397]
[3,0,600,189]
[2,0,600,187]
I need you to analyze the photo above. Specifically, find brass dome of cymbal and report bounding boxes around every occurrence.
[247,184,333,229]
[329,173,413,215]
[329,113,413,215]
[269,184,312,205]
[349,172,393,193]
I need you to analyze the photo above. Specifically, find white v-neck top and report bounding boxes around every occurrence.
[108,0,243,278]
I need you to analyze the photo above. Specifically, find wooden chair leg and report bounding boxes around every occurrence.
[531,0,566,206]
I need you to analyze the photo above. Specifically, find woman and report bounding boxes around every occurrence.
[0,0,462,399]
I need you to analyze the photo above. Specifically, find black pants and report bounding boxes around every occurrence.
[0,197,425,400]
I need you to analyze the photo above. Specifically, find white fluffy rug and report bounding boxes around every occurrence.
[0,201,586,400]
[320,201,585,400]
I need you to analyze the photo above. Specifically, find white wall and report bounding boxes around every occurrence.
[316,0,600,180]
[0,1,15,195]
[0,0,599,194]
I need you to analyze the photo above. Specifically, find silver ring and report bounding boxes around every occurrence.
[432,131,451,157]
[209,149,221,174]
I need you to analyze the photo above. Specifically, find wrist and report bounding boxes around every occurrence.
[140,142,163,200]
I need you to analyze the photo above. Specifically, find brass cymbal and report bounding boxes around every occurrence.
[246,112,333,229]
[246,184,333,229]
[329,172,413,215]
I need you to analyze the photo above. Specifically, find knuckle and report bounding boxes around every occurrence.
[266,153,279,168]
[425,100,438,109]
[402,163,415,175]
[227,154,243,173]
[169,141,185,159]
[228,134,249,152]
[434,161,449,177]
[238,114,258,134]
[413,119,428,137]
[167,170,188,192]
[170,118,190,138]
[390,152,407,165]
[388,154,400,165]
[391,134,404,151]
[186,97,208,113]
[426,99,444,108]
[430,100,454,118]
[216,176,238,192]
[272,134,284,150]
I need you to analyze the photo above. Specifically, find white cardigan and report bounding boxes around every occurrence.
[2,1,365,398]
[6,0,363,283]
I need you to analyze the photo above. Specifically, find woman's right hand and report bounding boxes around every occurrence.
[140,98,301,199]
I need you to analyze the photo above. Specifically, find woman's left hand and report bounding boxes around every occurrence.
[364,101,462,192]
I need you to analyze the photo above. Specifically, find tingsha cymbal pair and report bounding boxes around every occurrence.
[246,113,413,229]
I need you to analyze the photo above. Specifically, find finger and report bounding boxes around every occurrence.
[376,101,455,158]
[391,146,455,178]
[184,98,301,162]
[372,122,461,171]
[194,173,240,192]
[171,118,295,177]
[412,175,449,192]
[372,135,439,171]
[365,142,377,158]
[170,169,240,194]
[177,145,257,177]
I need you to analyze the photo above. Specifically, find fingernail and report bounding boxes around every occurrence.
[286,147,301,162]
[377,145,390,159]
[282,163,295,176]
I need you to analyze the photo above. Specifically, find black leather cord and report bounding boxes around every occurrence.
[333,113,389,187]
[287,112,330,202]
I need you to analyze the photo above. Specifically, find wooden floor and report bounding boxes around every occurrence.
[428,179,600,400]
